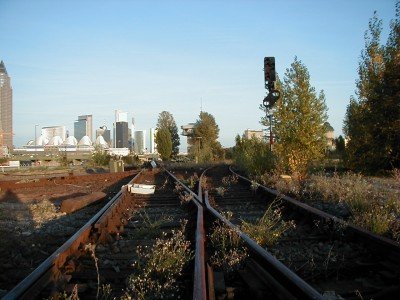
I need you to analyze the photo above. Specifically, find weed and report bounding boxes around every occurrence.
[222,174,238,186]
[179,191,193,204]
[84,243,100,299]
[208,219,248,274]
[215,186,226,197]
[127,220,192,299]
[131,211,173,238]
[241,201,295,247]
[250,180,259,194]
[98,284,112,300]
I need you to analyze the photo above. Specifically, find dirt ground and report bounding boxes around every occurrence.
[0,168,138,294]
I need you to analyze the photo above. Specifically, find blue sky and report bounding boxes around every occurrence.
[0,0,397,150]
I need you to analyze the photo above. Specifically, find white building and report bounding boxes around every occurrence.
[149,128,157,154]
[134,130,146,154]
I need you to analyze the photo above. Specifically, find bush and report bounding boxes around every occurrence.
[233,135,275,177]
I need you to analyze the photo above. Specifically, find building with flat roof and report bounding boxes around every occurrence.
[0,61,13,150]
[243,129,264,140]
[74,115,93,141]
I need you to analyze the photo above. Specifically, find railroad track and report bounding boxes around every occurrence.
[201,164,400,299]
[5,164,400,299]
[4,167,204,299]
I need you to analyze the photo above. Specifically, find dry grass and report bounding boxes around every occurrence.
[262,172,400,241]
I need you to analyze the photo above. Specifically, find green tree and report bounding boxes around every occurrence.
[155,128,172,161]
[156,111,180,156]
[267,57,328,176]
[192,111,223,162]
[344,6,400,172]
[233,135,275,177]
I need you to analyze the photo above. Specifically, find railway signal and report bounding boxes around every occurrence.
[264,57,276,83]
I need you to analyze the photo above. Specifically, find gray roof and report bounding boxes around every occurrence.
[0,60,7,75]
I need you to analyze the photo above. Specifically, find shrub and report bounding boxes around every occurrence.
[233,135,275,177]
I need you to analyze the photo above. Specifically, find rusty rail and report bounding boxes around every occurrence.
[3,171,142,300]
[229,166,400,260]
[200,166,323,300]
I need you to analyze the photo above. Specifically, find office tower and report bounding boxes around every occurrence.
[0,61,13,150]
[116,121,129,148]
[134,130,146,154]
[149,128,157,154]
[74,115,93,141]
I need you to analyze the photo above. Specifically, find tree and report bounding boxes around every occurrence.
[233,135,275,177]
[344,6,400,172]
[266,57,328,176]
[192,111,223,162]
[155,128,172,161]
[156,111,180,156]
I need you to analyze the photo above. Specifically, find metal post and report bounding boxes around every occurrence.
[268,115,273,151]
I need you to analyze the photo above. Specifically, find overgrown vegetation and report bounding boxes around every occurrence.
[190,111,225,163]
[241,201,294,247]
[344,4,400,173]
[127,220,192,299]
[264,172,400,240]
[260,57,328,177]
[155,128,173,161]
[233,135,275,177]
[156,111,180,156]
[90,148,111,166]
[208,215,248,275]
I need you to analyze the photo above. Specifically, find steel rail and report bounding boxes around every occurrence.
[4,171,142,300]
[164,168,207,300]
[229,166,400,260]
[201,166,323,300]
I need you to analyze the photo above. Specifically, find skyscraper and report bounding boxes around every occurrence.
[134,130,146,154]
[116,121,129,148]
[0,61,13,150]
[74,115,93,141]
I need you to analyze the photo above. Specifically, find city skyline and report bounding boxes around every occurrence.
[0,1,397,150]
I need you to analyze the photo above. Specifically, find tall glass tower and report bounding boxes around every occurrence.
[0,61,13,150]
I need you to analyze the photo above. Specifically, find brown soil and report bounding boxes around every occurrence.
[0,168,138,294]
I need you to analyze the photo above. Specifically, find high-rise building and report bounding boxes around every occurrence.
[74,115,93,141]
[0,61,13,150]
[116,121,129,148]
[149,128,157,154]
[134,130,146,154]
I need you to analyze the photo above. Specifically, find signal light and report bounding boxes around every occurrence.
[264,57,276,83]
